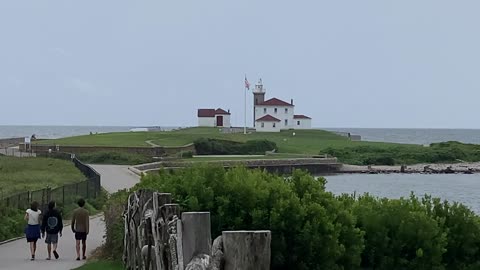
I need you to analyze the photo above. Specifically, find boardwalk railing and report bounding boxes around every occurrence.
[0,152,101,211]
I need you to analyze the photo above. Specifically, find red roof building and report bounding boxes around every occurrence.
[256,114,281,122]
[259,98,294,107]
[252,79,312,131]
[197,108,231,127]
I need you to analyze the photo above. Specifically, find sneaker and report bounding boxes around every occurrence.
[76,257,80,261]
[53,250,59,259]
[82,256,87,260]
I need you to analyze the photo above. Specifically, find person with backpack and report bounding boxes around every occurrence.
[41,201,63,260]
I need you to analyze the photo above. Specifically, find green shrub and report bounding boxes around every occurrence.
[103,165,480,269]
[0,205,24,242]
[180,151,194,158]
[194,138,276,155]
[103,190,129,260]
[134,166,363,269]
[322,141,480,165]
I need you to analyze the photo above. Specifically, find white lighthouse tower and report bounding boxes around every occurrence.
[252,79,266,127]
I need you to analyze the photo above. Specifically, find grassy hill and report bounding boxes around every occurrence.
[0,156,85,195]
[36,127,407,155]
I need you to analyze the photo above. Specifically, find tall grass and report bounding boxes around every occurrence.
[0,156,85,195]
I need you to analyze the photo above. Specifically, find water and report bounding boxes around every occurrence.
[0,126,179,139]
[325,174,480,213]
[1,126,480,144]
[323,128,480,145]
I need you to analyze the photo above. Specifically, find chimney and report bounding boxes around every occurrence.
[291,99,294,105]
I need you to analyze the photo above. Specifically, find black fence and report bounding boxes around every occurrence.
[1,152,101,211]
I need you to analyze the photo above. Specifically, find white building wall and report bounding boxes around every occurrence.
[255,121,281,132]
[216,114,231,127]
[254,105,295,129]
[294,119,312,129]
[198,117,215,127]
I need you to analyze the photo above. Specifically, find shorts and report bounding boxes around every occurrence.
[26,238,38,243]
[75,232,87,241]
[45,233,59,244]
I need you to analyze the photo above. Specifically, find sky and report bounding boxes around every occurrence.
[1,1,479,128]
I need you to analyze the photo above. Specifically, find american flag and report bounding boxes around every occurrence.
[245,75,250,90]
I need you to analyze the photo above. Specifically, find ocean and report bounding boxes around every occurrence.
[1,126,480,145]
[324,128,480,145]
[325,174,480,213]
[0,126,178,140]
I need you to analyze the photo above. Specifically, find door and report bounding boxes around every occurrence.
[216,116,223,127]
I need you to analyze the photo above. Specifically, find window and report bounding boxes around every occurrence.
[274,108,277,113]
[285,119,288,126]
[261,122,264,128]
[285,108,288,113]
[263,108,267,114]
[273,123,276,128]
[297,121,300,126]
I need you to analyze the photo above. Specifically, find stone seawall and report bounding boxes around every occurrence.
[22,143,196,157]
[0,138,24,148]
[133,158,342,175]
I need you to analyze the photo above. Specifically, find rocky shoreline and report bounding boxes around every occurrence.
[340,162,480,174]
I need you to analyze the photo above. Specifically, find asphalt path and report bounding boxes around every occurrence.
[0,164,140,270]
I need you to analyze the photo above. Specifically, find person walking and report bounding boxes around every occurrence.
[71,198,89,261]
[25,201,42,261]
[41,201,63,260]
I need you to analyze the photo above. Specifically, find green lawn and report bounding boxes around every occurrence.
[35,127,414,155]
[74,260,123,270]
[0,156,85,195]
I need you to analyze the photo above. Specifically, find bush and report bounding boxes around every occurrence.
[180,151,193,158]
[103,190,129,260]
[322,141,480,165]
[134,166,363,269]
[0,205,25,242]
[104,165,480,269]
[194,138,276,155]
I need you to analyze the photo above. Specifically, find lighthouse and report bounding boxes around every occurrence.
[252,79,266,127]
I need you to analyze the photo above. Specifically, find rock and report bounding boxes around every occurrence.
[209,236,224,270]
[185,254,211,270]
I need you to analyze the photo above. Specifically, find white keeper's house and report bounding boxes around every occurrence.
[197,108,231,127]
[253,79,312,132]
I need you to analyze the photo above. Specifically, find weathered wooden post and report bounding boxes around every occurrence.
[181,212,212,267]
[222,230,271,270]
[151,193,172,269]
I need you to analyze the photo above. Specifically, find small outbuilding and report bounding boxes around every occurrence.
[197,108,231,127]
[255,114,281,132]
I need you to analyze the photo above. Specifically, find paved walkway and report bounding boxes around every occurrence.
[0,164,140,270]
[145,140,160,147]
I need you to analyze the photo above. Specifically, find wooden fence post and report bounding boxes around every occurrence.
[181,212,212,267]
[222,230,271,270]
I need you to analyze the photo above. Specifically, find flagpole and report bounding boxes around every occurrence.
[244,79,247,135]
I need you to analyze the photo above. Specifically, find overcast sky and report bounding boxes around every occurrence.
[1,1,479,128]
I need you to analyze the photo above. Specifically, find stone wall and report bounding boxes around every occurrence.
[0,137,25,148]
[22,143,196,157]
[134,158,342,175]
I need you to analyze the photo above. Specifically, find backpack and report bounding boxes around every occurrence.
[47,216,58,231]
